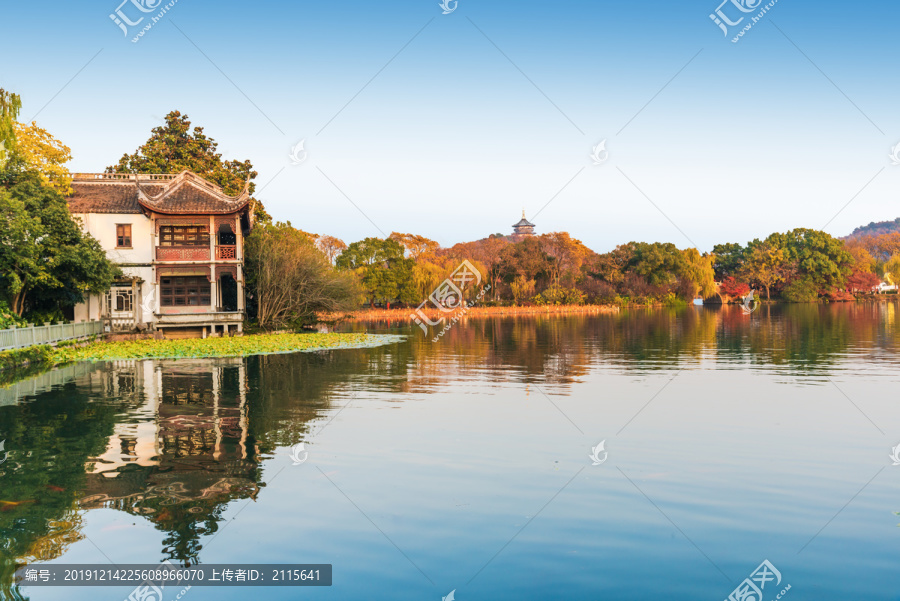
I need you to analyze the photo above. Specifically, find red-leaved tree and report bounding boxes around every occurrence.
[845,270,880,293]
[720,276,750,297]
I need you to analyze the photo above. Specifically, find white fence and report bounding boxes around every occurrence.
[0,321,103,352]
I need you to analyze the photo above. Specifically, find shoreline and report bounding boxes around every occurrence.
[325,304,621,323]
[0,332,404,376]
[326,295,900,323]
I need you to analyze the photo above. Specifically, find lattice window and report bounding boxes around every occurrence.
[108,288,133,313]
[160,225,210,247]
[115,290,133,312]
[160,276,211,307]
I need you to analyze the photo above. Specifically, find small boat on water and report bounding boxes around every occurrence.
[692,297,704,306]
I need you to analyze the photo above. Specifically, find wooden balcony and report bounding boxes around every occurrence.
[156,247,211,261]
[216,245,237,260]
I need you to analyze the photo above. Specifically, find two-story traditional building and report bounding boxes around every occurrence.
[67,171,254,338]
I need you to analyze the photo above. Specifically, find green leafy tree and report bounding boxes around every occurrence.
[336,238,416,307]
[107,110,270,221]
[0,174,119,316]
[711,242,745,280]
[587,243,635,286]
[766,228,852,293]
[626,242,687,288]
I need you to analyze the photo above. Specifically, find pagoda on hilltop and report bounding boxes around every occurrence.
[512,210,535,236]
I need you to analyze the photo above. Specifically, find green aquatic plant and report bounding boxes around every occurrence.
[49,332,403,363]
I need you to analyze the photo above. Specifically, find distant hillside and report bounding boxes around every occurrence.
[845,217,900,240]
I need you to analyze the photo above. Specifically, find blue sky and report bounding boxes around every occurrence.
[1,0,898,251]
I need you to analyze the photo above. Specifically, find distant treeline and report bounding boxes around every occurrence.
[3,97,898,330]
[846,217,900,240]
[307,227,900,310]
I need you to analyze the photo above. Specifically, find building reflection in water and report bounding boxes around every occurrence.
[79,359,261,565]
[3,304,900,599]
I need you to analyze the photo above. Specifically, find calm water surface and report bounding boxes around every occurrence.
[2,304,900,600]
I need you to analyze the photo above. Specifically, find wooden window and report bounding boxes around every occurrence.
[160,276,211,307]
[159,225,210,247]
[116,224,132,248]
[114,290,133,312]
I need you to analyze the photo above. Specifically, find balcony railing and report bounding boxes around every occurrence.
[72,173,178,182]
[216,245,237,260]
[156,247,211,261]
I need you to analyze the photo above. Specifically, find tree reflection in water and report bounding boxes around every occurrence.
[1,302,899,598]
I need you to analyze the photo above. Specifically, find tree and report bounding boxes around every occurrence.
[316,235,347,264]
[768,229,852,292]
[846,270,880,293]
[510,275,535,304]
[0,174,119,316]
[389,232,440,259]
[498,237,552,295]
[0,188,41,315]
[740,242,785,300]
[0,88,21,166]
[711,242,745,280]
[719,276,749,297]
[587,244,634,286]
[411,259,447,300]
[847,245,876,274]
[679,248,717,299]
[12,121,73,195]
[539,232,590,288]
[244,222,359,328]
[849,232,900,266]
[885,255,900,286]
[444,235,509,300]
[107,110,270,221]
[626,242,687,289]
[336,238,416,308]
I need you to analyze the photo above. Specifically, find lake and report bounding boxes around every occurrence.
[2,303,900,601]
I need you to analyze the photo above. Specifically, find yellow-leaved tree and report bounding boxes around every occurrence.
[13,121,73,195]
[885,255,900,286]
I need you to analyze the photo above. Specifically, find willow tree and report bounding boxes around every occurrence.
[885,255,900,286]
[0,88,22,166]
[245,222,359,328]
[680,248,717,299]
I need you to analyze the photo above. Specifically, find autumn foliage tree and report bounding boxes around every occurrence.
[719,276,750,297]
[885,255,900,286]
[845,270,880,293]
[389,232,440,259]
[316,235,347,264]
[12,122,73,195]
[740,242,785,300]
